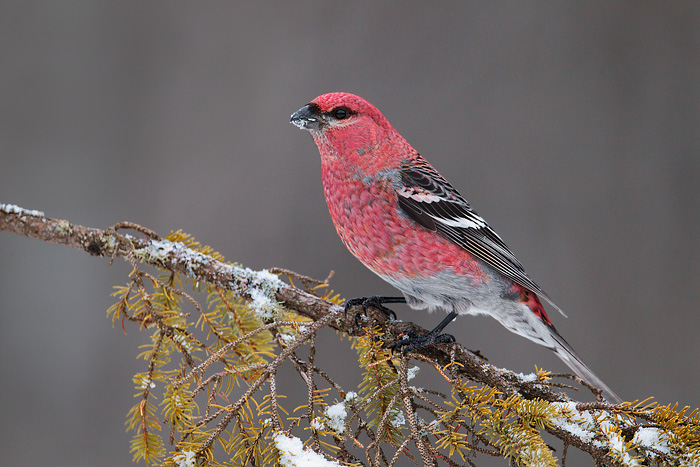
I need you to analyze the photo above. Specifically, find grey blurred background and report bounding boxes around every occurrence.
[1,2,699,466]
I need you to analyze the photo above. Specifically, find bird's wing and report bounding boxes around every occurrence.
[396,156,564,316]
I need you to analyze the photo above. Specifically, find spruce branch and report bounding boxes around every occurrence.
[0,204,571,400]
[2,203,698,467]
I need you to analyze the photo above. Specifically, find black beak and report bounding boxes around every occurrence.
[290,103,322,131]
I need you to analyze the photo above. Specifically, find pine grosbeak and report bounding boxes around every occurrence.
[291,92,620,403]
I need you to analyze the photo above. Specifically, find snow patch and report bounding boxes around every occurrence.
[279,332,297,345]
[314,394,357,434]
[550,401,596,442]
[0,203,45,217]
[147,239,214,276]
[633,427,670,456]
[324,401,348,434]
[171,331,193,352]
[514,372,538,382]
[235,266,283,318]
[139,377,156,390]
[274,433,341,467]
[248,286,277,319]
[600,420,639,466]
[391,408,406,427]
[310,417,324,431]
[143,239,283,317]
[173,450,196,467]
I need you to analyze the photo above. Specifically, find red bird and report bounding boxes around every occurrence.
[291,92,621,403]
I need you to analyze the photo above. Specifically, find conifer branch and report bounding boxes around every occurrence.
[0,204,567,400]
[2,203,698,467]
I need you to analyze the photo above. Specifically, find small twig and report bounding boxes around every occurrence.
[399,356,433,467]
[110,221,161,240]
[269,267,333,293]
[372,391,402,466]
[305,334,322,452]
[388,437,412,467]
[269,374,282,431]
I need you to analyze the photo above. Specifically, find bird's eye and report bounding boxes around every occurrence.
[333,107,349,120]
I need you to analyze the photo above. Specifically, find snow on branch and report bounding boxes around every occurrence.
[1,203,698,467]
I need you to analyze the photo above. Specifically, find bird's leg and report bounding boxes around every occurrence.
[344,296,404,325]
[393,311,458,353]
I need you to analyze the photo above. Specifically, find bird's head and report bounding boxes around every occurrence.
[290,92,385,132]
[291,92,411,168]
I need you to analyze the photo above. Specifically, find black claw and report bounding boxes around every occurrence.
[392,330,456,354]
[354,311,364,327]
[392,310,459,353]
[343,296,403,322]
[343,297,365,319]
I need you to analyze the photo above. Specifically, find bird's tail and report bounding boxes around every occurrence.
[548,326,622,404]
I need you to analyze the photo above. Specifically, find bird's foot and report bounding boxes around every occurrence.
[344,296,403,326]
[392,329,455,354]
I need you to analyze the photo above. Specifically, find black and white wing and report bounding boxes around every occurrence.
[396,156,564,316]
